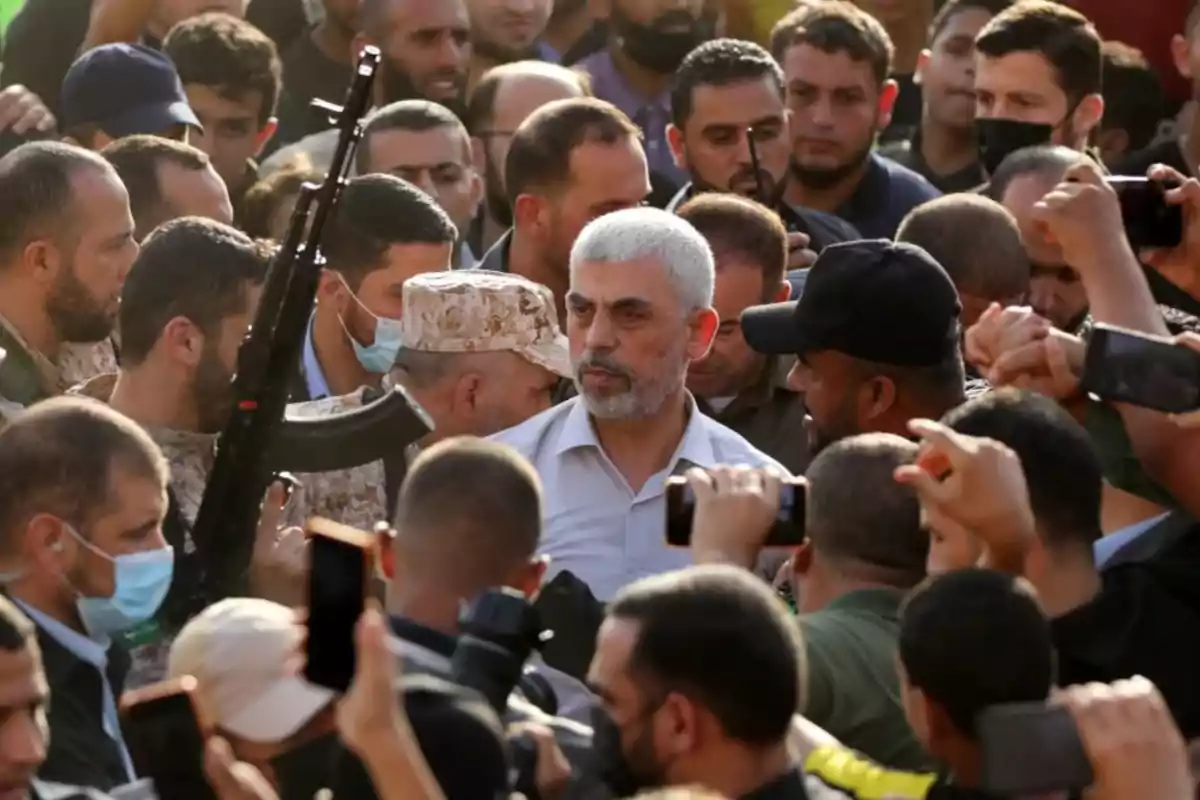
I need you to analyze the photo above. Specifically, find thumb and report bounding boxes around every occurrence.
[204,737,240,798]
[1045,337,1077,391]
[255,481,287,544]
[354,602,397,692]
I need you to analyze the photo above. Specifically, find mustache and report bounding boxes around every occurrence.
[651,10,702,31]
[575,353,633,380]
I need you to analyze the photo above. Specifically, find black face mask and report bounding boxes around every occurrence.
[975,118,1054,176]
[269,732,341,800]
[591,705,666,798]
[611,7,713,75]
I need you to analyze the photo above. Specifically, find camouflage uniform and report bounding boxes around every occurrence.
[398,270,573,377]
[70,373,388,687]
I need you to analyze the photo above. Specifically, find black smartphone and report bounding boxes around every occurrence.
[120,676,215,800]
[304,517,374,692]
[1107,176,1183,249]
[665,474,806,548]
[978,702,1093,796]
[1081,323,1200,414]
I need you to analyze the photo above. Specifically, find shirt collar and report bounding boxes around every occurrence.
[476,229,513,274]
[14,598,110,666]
[302,312,332,400]
[821,586,905,616]
[553,395,720,471]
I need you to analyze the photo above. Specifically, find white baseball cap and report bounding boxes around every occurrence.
[168,597,334,743]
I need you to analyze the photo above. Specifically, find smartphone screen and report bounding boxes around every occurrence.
[1108,176,1183,249]
[123,682,215,800]
[979,703,1093,796]
[665,476,806,548]
[1081,324,1200,414]
[304,522,371,692]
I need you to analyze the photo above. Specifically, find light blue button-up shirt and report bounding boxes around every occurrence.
[491,396,789,601]
[15,600,136,784]
[1094,511,1173,568]
[301,313,332,401]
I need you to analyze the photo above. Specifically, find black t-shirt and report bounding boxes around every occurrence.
[269,29,354,154]
[880,132,986,194]
[1113,137,1190,178]
[1,0,90,116]
[246,0,308,54]
[1050,531,1200,738]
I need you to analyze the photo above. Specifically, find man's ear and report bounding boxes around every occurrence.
[20,238,60,284]
[877,79,900,131]
[512,193,545,233]
[1172,33,1193,80]
[687,307,720,362]
[913,49,932,86]
[860,373,898,424]
[375,526,396,582]
[1072,93,1106,140]
[774,281,791,302]
[449,370,483,416]
[667,123,688,171]
[470,136,487,176]
[511,555,549,599]
[161,316,204,368]
[254,118,279,156]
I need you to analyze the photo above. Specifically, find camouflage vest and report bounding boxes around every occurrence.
[0,322,52,407]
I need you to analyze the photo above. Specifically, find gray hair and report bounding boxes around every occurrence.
[568,207,716,313]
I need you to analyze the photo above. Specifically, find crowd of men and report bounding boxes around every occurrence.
[0,0,1196,798]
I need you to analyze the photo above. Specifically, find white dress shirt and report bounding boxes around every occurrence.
[491,395,789,601]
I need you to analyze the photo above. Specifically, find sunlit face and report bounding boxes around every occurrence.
[363,125,480,239]
[0,645,48,800]
[476,71,588,225]
[687,259,780,399]
[783,43,890,189]
[669,76,791,205]
[372,0,471,106]
[525,139,651,276]
[567,257,714,419]
[335,241,453,349]
[157,161,236,232]
[46,167,139,345]
[918,7,995,130]
[183,85,272,194]
[465,0,553,62]
[975,50,1080,146]
[1000,174,1089,331]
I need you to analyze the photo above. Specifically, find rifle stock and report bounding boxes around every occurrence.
[187,48,382,612]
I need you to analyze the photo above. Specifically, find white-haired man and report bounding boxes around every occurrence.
[491,207,788,602]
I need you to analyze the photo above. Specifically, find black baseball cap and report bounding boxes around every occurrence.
[741,239,962,367]
[60,44,201,137]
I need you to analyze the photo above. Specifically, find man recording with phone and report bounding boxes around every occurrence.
[684,434,931,772]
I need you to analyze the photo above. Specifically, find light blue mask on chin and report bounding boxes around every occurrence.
[338,276,405,374]
[64,525,175,638]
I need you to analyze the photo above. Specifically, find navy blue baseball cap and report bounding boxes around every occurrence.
[741,239,962,367]
[60,44,201,137]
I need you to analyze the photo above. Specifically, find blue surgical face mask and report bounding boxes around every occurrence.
[64,525,174,638]
[338,276,405,374]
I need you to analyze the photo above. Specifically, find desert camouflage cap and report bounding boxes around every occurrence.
[401,271,571,377]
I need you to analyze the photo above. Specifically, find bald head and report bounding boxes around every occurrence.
[467,61,592,223]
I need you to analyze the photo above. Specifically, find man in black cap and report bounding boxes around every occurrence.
[741,239,969,457]
[60,43,201,151]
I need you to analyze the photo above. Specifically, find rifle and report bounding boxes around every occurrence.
[185,46,428,613]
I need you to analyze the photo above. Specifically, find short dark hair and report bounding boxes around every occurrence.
[986,144,1087,202]
[395,437,542,589]
[805,433,926,587]
[0,141,115,264]
[463,61,593,136]
[163,12,282,125]
[321,174,457,289]
[0,397,168,552]
[975,0,1102,104]
[900,569,1055,738]
[118,217,272,365]
[0,596,34,653]
[239,158,322,239]
[676,194,787,300]
[1099,41,1166,154]
[101,135,212,240]
[504,98,641,205]
[769,2,893,84]
[943,388,1103,551]
[897,194,1029,302]
[609,565,803,745]
[671,38,785,130]
[928,0,1016,44]
[357,100,468,175]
